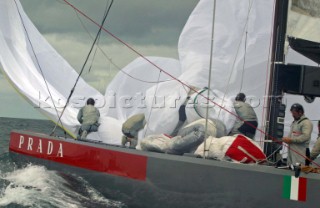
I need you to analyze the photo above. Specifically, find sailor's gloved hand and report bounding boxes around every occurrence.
[282,137,292,144]
[178,105,187,122]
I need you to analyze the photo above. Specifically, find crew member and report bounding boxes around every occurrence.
[77,98,100,139]
[122,113,146,148]
[310,120,320,161]
[229,92,258,139]
[282,103,313,166]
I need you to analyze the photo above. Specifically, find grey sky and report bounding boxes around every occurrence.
[0,0,198,119]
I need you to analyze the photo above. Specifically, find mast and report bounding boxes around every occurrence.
[203,0,217,158]
[264,0,289,161]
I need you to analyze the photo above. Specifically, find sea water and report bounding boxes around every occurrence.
[0,117,126,208]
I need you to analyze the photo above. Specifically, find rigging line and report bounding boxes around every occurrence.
[74,11,104,75]
[181,84,190,94]
[62,0,320,166]
[62,0,208,121]
[280,142,320,168]
[75,10,119,70]
[193,87,320,168]
[62,0,195,91]
[51,0,114,135]
[119,69,172,83]
[87,0,111,73]
[74,7,172,84]
[61,2,248,126]
[203,0,216,159]
[265,145,283,164]
[239,31,248,92]
[259,0,277,144]
[13,0,65,132]
[218,0,254,118]
[87,40,100,73]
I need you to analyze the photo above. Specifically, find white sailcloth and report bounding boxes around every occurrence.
[0,0,104,138]
[0,0,275,142]
[104,0,275,141]
[1,0,319,148]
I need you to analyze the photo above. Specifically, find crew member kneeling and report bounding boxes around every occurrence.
[77,98,100,139]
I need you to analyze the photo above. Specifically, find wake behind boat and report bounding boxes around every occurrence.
[2,0,320,207]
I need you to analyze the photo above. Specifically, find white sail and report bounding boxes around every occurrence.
[0,0,104,137]
[178,0,275,140]
[107,0,320,145]
[104,0,275,139]
[1,0,319,147]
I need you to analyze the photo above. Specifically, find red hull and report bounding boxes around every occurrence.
[10,131,147,181]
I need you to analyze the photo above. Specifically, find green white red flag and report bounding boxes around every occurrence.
[283,176,307,201]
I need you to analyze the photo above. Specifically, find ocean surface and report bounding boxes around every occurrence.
[0,117,126,208]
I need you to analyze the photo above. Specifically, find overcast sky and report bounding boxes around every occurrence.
[0,0,198,119]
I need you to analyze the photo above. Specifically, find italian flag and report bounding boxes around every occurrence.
[283,176,307,201]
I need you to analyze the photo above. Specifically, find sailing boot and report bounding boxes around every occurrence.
[122,136,129,146]
[81,130,88,139]
[129,138,138,148]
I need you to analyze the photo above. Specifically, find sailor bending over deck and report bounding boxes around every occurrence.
[229,93,258,139]
[122,113,146,148]
[77,98,100,139]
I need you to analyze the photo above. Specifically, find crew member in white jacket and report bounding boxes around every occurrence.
[310,120,320,161]
[282,103,313,166]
